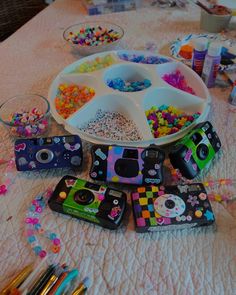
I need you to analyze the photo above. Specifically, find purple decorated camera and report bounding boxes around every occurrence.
[14,135,83,171]
[90,144,165,185]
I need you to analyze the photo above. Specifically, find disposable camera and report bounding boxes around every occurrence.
[131,183,215,233]
[48,176,127,230]
[14,135,83,171]
[90,144,165,185]
[169,121,221,179]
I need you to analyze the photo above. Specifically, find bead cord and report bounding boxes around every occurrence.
[170,167,236,202]
[0,156,16,196]
[25,189,61,258]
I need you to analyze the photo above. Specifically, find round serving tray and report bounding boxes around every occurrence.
[48,50,211,147]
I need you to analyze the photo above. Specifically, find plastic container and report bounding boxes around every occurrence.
[200,8,232,33]
[0,94,50,138]
[48,50,211,147]
[82,0,141,15]
[191,37,208,76]
[63,22,124,56]
[202,43,222,88]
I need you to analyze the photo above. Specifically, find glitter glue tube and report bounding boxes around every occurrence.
[202,42,222,88]
[191,37,208,76]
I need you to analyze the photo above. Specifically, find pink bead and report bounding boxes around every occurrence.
[53,238,60,246]
[25,217,33,224]
[36,207,42,213]
[32,218,39,225]
[32,200,38,206]
[26,229,34,236]
[39,250,47,258]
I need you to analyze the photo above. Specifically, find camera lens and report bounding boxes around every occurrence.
[41,152,49,161]
[196,144,209,160]
[36,149,54,164]
[74,189,94,205]
[165,199,175,209]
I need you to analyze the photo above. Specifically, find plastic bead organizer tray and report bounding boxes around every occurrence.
[49,50,211,147]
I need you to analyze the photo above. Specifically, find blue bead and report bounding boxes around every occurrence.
[33,246,42,254]
[28,236,36,243]
[34,223,41,230]
[49,233,56,240]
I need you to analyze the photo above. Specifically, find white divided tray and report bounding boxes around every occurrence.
[48,50,211,147]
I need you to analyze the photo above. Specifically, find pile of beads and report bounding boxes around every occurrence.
[25,189,61,258]
[66,25,122,47]
[55,83,95,119]
[9,108,49,138]
[107,77,151,92]
[74,54,116,73]
[162,70,196,94]
[118,53,170,64]
[146,104,201,138]
[79,109,142,141]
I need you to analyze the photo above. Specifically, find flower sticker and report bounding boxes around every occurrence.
[187,195,199,207]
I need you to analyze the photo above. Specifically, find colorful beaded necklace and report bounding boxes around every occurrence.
[170,168,236,202]
[0,156,15,195]
[25,189,61,259]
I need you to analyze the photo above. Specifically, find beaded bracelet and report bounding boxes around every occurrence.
[170,168,236,202]
[25,189,61,258]
[0,156,15,195]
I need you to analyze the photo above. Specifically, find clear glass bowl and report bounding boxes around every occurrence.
[0,94,50,138]
[63,21,124,56]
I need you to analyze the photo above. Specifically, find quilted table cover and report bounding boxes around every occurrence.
[0,0,236,294]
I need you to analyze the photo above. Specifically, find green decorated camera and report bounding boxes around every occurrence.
[169,121,221,179]
[48,175,127,230]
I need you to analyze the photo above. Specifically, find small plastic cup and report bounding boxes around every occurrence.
[0,94,50,139]
[200,7,232,33]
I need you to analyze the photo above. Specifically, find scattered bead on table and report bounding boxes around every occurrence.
[146,104,200,138]
[79,109,142,141]
[55,83,95,119]
[9,108,48,138]
[118,53,171,64]
[73,54,116,73]
[66,25,121,46]
[107,77,151,92]
[162,70,196,94]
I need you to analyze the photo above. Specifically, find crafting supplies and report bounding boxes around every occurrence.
[191,37,208,76]
[202,42,222,88]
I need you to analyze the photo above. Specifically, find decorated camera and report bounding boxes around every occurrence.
[48,175,127,230]
[90,144,165,185]
[131,183,215,233]
[169,121,221,179]
[14,135,83,171]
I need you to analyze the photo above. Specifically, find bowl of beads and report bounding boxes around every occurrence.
[63,21,124,56]
[0,94,50,138]
[48,50,211,146]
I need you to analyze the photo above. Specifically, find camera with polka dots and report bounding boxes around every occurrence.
[48,175,127,230]
[131,183,215,233]
[90,144,165,185]
[14,135,83,171]
[169,121,221,179]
